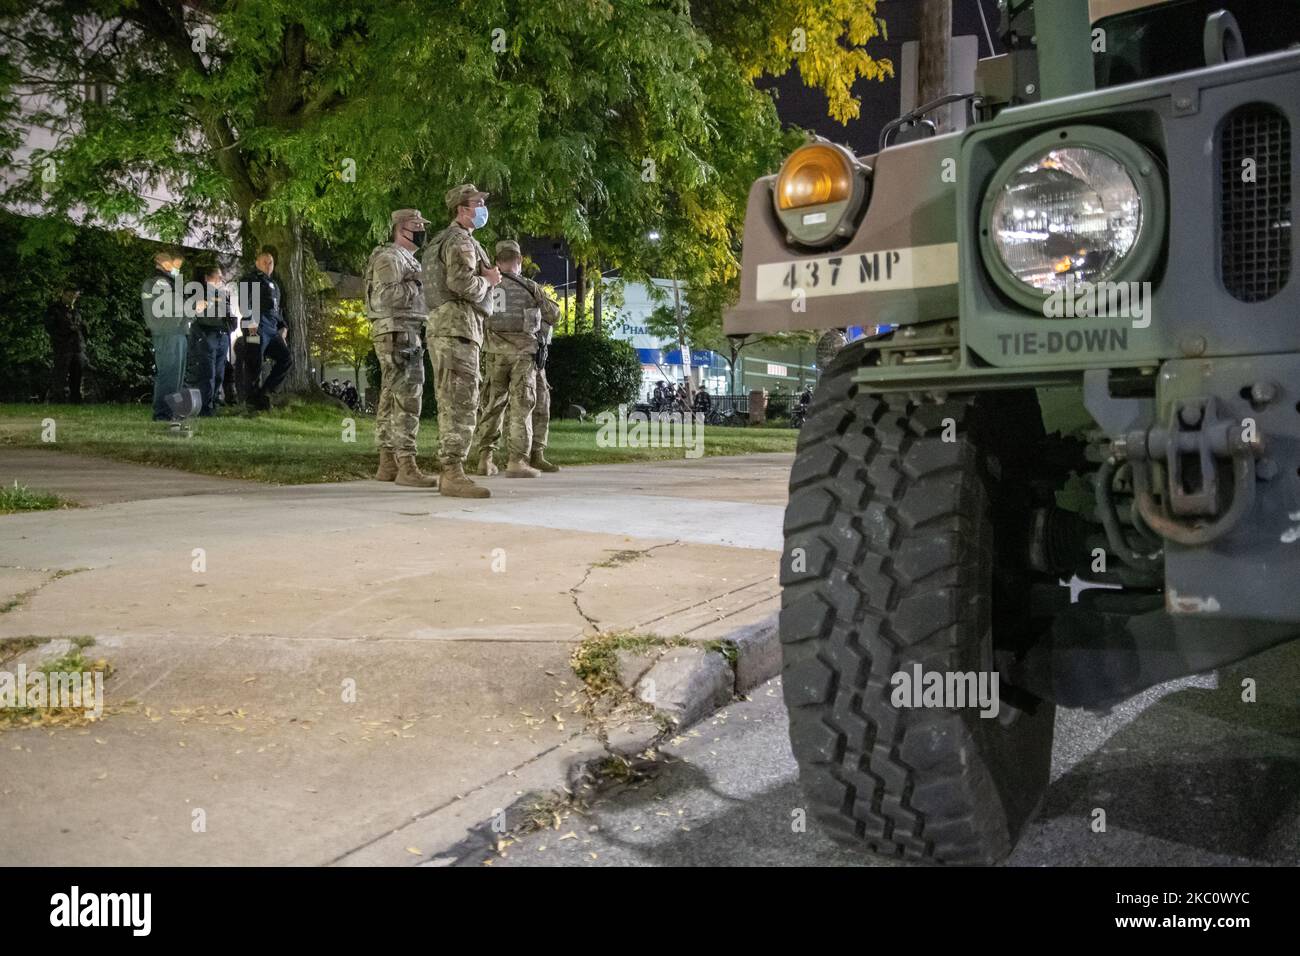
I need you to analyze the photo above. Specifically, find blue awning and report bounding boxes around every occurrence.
[639,348,719,367]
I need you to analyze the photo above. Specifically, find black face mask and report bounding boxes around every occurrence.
[409,230,426,248]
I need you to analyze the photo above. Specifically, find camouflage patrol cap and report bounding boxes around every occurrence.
[495,239,522,258]
[445,183,489,213]
[390,208,430,227]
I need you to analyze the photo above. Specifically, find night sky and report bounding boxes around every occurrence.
[761,0,1004,153]
[533,0,1003,287]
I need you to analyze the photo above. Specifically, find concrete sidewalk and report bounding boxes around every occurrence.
[0,449,791,865]
[0,447,265,505]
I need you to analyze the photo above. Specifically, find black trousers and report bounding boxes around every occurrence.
[49,350,85,403]
[191,329,228,416]
[215,339,233,405]
[239,332,293,406]
[258,334,293,396]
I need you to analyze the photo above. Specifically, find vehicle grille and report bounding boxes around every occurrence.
[1219,103,1292,303]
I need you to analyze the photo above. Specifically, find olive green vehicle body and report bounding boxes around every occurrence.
[727,0,1300,636]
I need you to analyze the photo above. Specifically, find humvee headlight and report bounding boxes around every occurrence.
[773,140,870,247]
[980,128,1165,311]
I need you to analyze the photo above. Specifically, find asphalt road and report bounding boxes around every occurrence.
[469,639,1300,867]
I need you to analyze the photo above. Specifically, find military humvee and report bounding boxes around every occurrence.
[727,0,1300,864]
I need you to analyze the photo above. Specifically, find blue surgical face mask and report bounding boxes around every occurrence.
[472,205,489,229]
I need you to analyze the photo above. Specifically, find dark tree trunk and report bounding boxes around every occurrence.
[254,217,312,393]
[728,339,744,395]
[593,263,603,335]
[574,261,586,331]
[918,0,952,131]
[672,278,692,398]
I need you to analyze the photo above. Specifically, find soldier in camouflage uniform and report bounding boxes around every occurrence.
[531,361,558,472]
[468,239,561,477]
[364,208,438,488]
[422,184,500,498]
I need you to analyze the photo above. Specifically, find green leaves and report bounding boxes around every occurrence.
[2,0,890,294]
[547,332,644,413]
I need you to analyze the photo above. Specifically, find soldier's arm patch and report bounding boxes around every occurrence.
[370,252,402,285]
[444,237,489,300]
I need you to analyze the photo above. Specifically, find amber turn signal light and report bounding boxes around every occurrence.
[776,143,854,210]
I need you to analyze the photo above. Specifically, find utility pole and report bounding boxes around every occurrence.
[575,261,586,331]
[553,243,570,334]
[918,0,952,131]
[672,278,693,399]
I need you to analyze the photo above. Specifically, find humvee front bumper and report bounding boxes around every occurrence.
[1088,352,1300,624]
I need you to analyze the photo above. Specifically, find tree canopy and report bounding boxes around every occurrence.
[1,0,891,390]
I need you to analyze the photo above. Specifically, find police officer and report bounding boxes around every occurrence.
[238,246,293,410]
[45,287,87,404]
[189,264,235,417]
[422,184,499,498]
[468,240,560,477]
[142,247,189,422]
[365,208,438,488]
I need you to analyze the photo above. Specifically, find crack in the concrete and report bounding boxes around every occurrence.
[568,565,602,632]
[567,540,682,633]
[0,567,89,615]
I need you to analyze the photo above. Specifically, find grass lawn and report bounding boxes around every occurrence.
[0,480,74,515]
[0,399,796,484]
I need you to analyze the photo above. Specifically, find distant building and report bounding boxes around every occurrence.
[736,339,818,395]
[592,277,824,397]
[3,73,238,253]
[593,279,721,397]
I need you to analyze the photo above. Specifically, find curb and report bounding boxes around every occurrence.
[431,611,783,865]
[722,612,781,695]
[594,609,782,759]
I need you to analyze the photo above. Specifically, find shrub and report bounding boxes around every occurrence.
[0,214,159,403]
[546,333,642,414]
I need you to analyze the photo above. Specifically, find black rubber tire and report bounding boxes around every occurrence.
[779,343,1056,865]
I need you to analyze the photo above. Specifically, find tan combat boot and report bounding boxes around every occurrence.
[530,450,560,473]
[439,462,491,498]
[394,454,439,488]
[505,458,540,479]
[474,450,499,476]
[375,448,398,481]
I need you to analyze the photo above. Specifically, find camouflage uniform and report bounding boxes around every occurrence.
[470,251,560,464]
[423,218,493,469]
[365,238,427,455]
[532,366,552,457]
